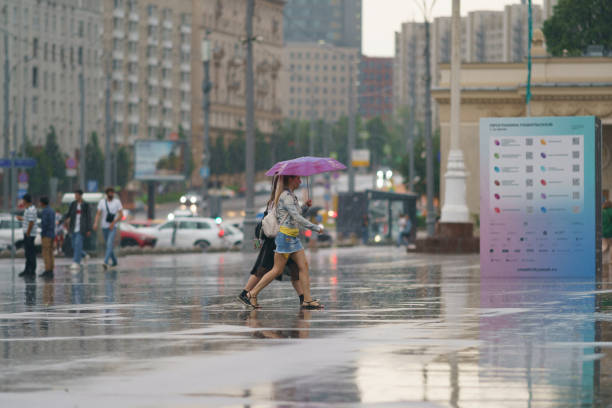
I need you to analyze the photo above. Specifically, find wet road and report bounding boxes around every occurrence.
[0,247,611,407]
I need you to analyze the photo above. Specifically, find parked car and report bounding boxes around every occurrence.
[0,215,25,250]
[138,217,242,250]
[119,223,157,248]
[221,223,244,248]
[168,205,197,220]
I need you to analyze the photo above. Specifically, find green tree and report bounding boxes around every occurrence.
[116,145,131,188]
[24,126,67,197]
[85,132,104,191]
[227,132,245,174]
[365,116,390,169]
[178,125,194,180]
[398,125,440,197]
[542,0,612,56]
[210,134,227,175]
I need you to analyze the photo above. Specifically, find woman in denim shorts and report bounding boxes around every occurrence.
[246,175,324,309]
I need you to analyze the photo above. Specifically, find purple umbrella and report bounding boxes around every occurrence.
[265,156,346,177]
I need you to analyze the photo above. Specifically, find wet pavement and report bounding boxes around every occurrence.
[0,246,611,407]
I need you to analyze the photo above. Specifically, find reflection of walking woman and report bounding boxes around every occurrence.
[238,176,305,307]
[246,175,324,309]
[603,200,612,264]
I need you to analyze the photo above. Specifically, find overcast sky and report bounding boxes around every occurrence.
[363,0,544,57]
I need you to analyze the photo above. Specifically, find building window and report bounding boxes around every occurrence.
[32,66,38,87]
[32,96,38,114]
[32,38,38,58]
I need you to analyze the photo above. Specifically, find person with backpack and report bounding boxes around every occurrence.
[244,175,324,309]
[237,176,309,307]
[93,187,123,269]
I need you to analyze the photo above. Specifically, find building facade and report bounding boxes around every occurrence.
[0,0,103,157]
[359,56,392,119]
[104,0,285,186]
[433,32,612,217]
[279,42,359,122]
[394,2,542,124]
[104,0,192,145]
[190,0,284,186]
[283,0,362,49]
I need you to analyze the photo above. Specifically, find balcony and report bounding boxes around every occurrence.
[162,20,172,30]
[147,37,158,46]
[112,50,124,60]
[128,31,139,41]
[128,53,138,63]
[129,95,139,104]
[148,17,159,26]
[162,40,173,49]
[129,114,139,124]
[180,83,190,92]
[180,63,190,72]
[163,99,172,109]
[113,9,125,18]
[181,121,191,130]
[112,72,124,81]
[163,119,173,128]
[148,78,159,86]
[127,74,138,83]
[162,59,172,69]
[128,12,139,22]
[147,57,158,65]
[180,25,191,34]
[180,101,190,111]
[180,44,190,53]
[148,117,159,126]
[162,79,172,88]
[112,29,125,39]
[115,113,124,122]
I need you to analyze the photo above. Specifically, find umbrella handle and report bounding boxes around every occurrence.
[307,177,311,200]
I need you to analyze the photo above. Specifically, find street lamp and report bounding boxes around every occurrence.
[201,35,212,216]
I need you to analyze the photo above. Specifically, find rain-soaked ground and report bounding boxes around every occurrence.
[0,246,611,407]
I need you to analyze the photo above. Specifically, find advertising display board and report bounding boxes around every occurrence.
[480,116,601,278]
[134,140,187,181]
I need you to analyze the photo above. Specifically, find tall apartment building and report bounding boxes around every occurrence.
[104,0,192,144]
[283,0,362,49]
[0,0,103,157]
[105,0,285,185]
[359,56,392,119]
[190,0,284,185]
[393,2,542,124]
[280,42,359,122]
[503,3,543,62]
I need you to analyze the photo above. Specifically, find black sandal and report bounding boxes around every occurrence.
[301,300,323,310]
[247,291,261,309]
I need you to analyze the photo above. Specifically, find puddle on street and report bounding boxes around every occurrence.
[0,247,611,407]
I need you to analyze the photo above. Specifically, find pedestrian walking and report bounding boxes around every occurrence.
[64,189,92,270]
[397,214,412,247]
[238,176,311,308]
[93,187,123,269]
[244,175,324,309]
[39,196,55,279]
[17,194,37,278]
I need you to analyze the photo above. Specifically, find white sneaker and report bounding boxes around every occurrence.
[69,262,80,270]
[83,254,90,263]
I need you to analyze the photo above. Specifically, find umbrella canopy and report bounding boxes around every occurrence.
[265,156,346,177]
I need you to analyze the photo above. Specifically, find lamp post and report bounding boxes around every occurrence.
[201,35,212,216]
[242,0,256,252]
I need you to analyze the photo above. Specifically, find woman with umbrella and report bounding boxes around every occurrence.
[245,173,324,309]
[237,175,307,307]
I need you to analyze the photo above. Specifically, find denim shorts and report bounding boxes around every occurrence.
[275,232,304,254]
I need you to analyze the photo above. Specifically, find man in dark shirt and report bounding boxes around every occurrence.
[39,196,55,279]
[64,189,91,270]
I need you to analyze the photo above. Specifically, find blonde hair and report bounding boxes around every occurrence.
[267,176,279,208]
[273,175,292,207]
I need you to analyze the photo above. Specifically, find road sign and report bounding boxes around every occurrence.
[67,168,77,177]
[17,189,26,199]
[0,158,36,168]
[200,166,210,179]
[87,180,98,192]
[18,172,28,183]
[66,157,77,169]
